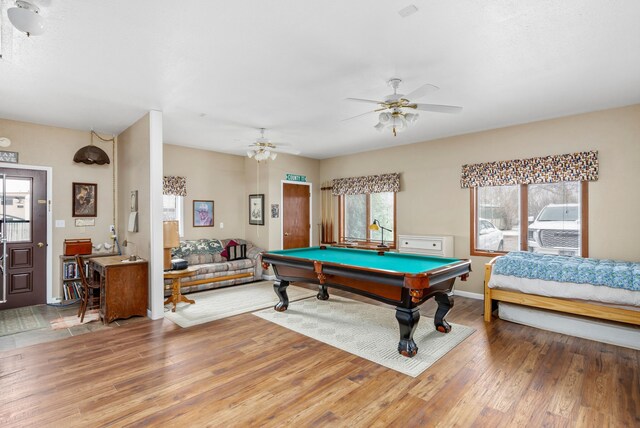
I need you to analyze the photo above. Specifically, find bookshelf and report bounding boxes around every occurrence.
[59,253,115,303]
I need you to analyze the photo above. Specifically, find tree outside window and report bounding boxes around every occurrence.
[340,192,395,247]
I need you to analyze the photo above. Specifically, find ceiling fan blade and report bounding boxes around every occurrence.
[345,97,384,105]
[265,141,292,147]
[269,146,301,155]
[404,83,439,100]
[410,103,463,114]
[341,109,381,122]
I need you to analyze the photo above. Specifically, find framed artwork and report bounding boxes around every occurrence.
[72,182,97,217]
[193,200,214,227]
[271,203,279,219]
[249,194,265,225]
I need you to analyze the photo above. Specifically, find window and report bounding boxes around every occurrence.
[339,192,396,247]
[471,181,588,257]
[163,195,184,237]
[476,185,520,253]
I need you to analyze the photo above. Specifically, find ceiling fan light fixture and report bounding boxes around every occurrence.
[8,0,45,37]
[253,149,269,162]
[378,112,391,124]
[405,112,419,123]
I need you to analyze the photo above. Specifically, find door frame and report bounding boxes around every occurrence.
[0,163,53,304]
[280,180,312,250]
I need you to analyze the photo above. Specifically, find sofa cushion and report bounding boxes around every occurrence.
[226,259,255,271]
[172,239,224,265]
[192,262,231,275]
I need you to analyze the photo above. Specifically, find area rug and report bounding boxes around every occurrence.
[50,310,100,330]
[164,281,317,328]
[253,296,475,377]
[0,306,49,336]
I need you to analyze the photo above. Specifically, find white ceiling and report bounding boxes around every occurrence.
[1,1,639,159]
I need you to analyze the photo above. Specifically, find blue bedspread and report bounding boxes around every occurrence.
[493,252,640,292]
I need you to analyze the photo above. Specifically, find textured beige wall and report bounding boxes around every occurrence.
[117,114,151,260]
[244,154,321,251]
[0,118,115,299]
[163,144,246,240]
[266,153,321,250]
[244,157,271,250]
[320,105,640,294]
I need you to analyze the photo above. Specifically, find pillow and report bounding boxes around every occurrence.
[220,240,239,259]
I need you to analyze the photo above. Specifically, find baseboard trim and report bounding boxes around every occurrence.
[453,290,483,300]
[262,274,276,281]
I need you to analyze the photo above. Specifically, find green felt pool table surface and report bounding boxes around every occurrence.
[267,246,462,274]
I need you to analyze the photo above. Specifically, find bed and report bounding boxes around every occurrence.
[483,252,640,327]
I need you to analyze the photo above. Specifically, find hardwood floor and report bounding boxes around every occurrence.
[0,287,638,427]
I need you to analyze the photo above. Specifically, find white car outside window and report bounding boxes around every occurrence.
[478,219,504,251]
[528,203,580,256]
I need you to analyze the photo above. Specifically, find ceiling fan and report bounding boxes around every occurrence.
[245,128,300,162]
[345,78,463,136]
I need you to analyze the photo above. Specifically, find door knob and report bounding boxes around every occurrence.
[37,242,45,248]
[284,232,290,236]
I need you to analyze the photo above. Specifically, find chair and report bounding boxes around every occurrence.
[76,255,100,322]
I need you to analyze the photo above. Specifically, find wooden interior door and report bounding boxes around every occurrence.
[0,168,47,309]
[282,183,310,249]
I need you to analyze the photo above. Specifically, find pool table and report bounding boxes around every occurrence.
[261,246,471,357]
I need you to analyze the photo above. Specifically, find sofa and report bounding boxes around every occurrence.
[164,238,265,296]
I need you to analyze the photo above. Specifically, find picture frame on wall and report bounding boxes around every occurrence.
[193,200,214,227]
[249,194,265,225]
[72,182,97,217]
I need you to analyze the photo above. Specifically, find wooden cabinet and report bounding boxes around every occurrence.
[59,253,115,302]
[89,255,148,324]
[397,235,454,257]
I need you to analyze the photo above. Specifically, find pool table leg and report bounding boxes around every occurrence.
[273,280,290,312]
[317,284,329,300]
[395,307,420,357]
[434,293,454,333]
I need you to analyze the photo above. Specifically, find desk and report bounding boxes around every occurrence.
[163,267,197,312]
[89,255,148,324]
[261,246,471,357]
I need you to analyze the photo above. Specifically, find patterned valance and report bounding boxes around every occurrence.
[460,151,598,188]
[332,173,400,195]
[163,176,187,196]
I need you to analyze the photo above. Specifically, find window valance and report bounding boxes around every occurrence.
[460,150,598,188]
[332,172,400,195]
[163,176,187,196]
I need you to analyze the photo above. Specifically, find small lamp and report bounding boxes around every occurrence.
[163,220,180,270]
[369,219,392,247]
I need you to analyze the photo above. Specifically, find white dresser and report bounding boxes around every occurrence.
[397,234,454,257]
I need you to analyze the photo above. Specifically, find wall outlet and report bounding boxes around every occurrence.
[220,222,224,229]
[109,225,115,234]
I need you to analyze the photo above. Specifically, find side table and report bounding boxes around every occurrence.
[164,267,197,312]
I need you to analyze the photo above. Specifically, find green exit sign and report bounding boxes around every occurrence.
[285,174,306,182]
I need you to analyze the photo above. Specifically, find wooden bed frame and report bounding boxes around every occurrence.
[483,256,640,326]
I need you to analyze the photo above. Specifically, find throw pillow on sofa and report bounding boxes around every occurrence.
[221,239,246,261]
